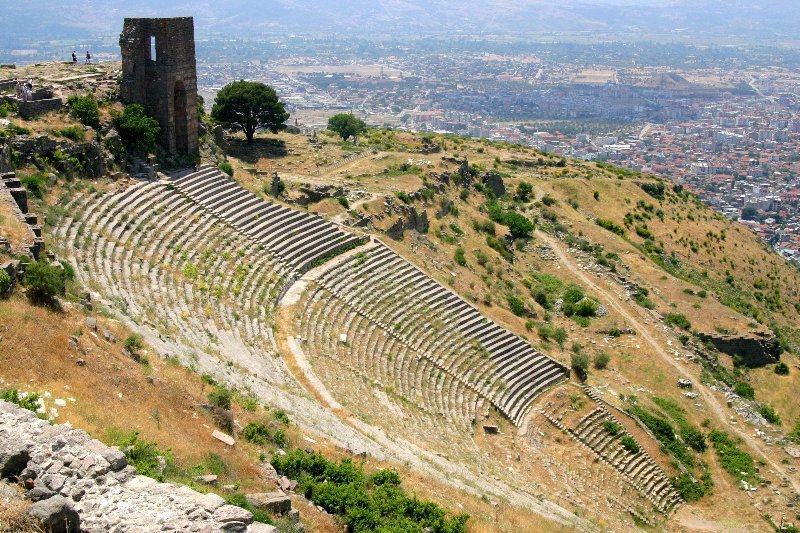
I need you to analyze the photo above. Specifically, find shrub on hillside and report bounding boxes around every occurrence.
[1,387,41,412]
[123,333,144,354]
[620,435,640,454]
[759,404,781,425]
[506,295,525,316]
[23,261,65,302]
[0,269,11,296]
[218,162,234,176]
[665,312,691,330]
[733,381,755,400]
[208,385,232,410]
[67,94,100,129]
[709,430,757,483]
[114,104,160,152]
[571,352,589,379]
[593,352,610,370]
[271,449,468,532]
[20,173,47,199]
[775,362,790,375]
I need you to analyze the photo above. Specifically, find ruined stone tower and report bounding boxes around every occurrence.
[119,17,198,155]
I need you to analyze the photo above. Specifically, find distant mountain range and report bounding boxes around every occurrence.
[2,0,799,41]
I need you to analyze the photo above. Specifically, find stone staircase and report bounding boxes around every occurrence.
[57,168,568,428]
[540,388,683,514]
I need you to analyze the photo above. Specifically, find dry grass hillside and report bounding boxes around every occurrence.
[2,76,800,531]
[220,128,800,530]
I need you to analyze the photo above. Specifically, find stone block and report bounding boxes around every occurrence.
[245,492,291,514]
[212,430,235,446]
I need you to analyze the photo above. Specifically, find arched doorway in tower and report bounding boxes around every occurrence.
[173,80,189,154]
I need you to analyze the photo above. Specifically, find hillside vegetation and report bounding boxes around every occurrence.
[2,71,800,531]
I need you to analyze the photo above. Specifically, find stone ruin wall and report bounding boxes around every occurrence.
[0,400,277,532]
[697,332,782,367]
[119,17,199,155]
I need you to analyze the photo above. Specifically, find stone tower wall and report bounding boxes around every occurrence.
[119,17,198,155]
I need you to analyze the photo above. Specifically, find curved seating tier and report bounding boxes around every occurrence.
[310,242,569,426]
[540,394,683,514]
[172,167,366,273]
[60,169,568,428]
[56,183,293,360]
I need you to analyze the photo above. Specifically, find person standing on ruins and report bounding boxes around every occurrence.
[85,51,91,64]
[72,51,77,63]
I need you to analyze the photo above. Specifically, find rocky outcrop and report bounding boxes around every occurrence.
[0,400,264,532]
[386,205,429,240]
[9,135,105,178]
[697,331,782,367]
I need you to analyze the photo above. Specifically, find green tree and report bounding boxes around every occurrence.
[327,113,367,143]
[23,261,65,302]
[66,95,100,129]
[515,182,533,202]
[211,81,289,143]
[114,104,160,152]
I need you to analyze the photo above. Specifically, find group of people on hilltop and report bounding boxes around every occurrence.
[71,50,92,64]
[13,78,33,102]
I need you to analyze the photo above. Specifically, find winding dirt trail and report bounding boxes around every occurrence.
[536,230,800,495]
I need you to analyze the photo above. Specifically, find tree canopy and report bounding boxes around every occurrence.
[114,104,160,152]
[211,81,289,143]
[327,113,367,143]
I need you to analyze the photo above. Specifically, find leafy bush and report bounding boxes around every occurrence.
[775,362,790,375]
[506,295,525,316]
[603,420,620,435]
[672,471,713,502]
[733,381,755,400]
[23,261,65,302]
[562,285,584,304]
[66,94,100,129]
[515,182,533,202]
[1,388,41,412]
[108,430,174,481]
[620,435,640,454]
[218,162,234,176]
[272,449,468,532]
[114,104,161,152]
[596,218,625,236]
[634,287,655,309]
[574,298,598,318]
[0,269,10,295]
[454,247,467,267]
[640,181,666,199]
[56,126,84,141]
[242,421,271,445]
[570,352,589,379]
[759,404,781,425]
[337,196,349,209]
[208,386,232,410]
[20,173,47,199]
[593,352,610,370]
[665,313,691,330]
[541,194,556,206]
[396,191,411,204]
[788,422,800,444]
[486,201,534,238]
[123,333,144,354]
[709,430,757,483]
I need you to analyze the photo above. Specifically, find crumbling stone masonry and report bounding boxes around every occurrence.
[697,331,782,367]
[119,17,199,155]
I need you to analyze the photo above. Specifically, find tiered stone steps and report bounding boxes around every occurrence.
[171,166,366,273]
[59,168,568,428]
[57,182,292,359]
[308,243,568,426]
[540,391,683,514]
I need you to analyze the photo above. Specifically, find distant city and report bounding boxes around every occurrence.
[5,36,800,264]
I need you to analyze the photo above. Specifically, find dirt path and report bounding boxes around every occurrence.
[536,230,800,495]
